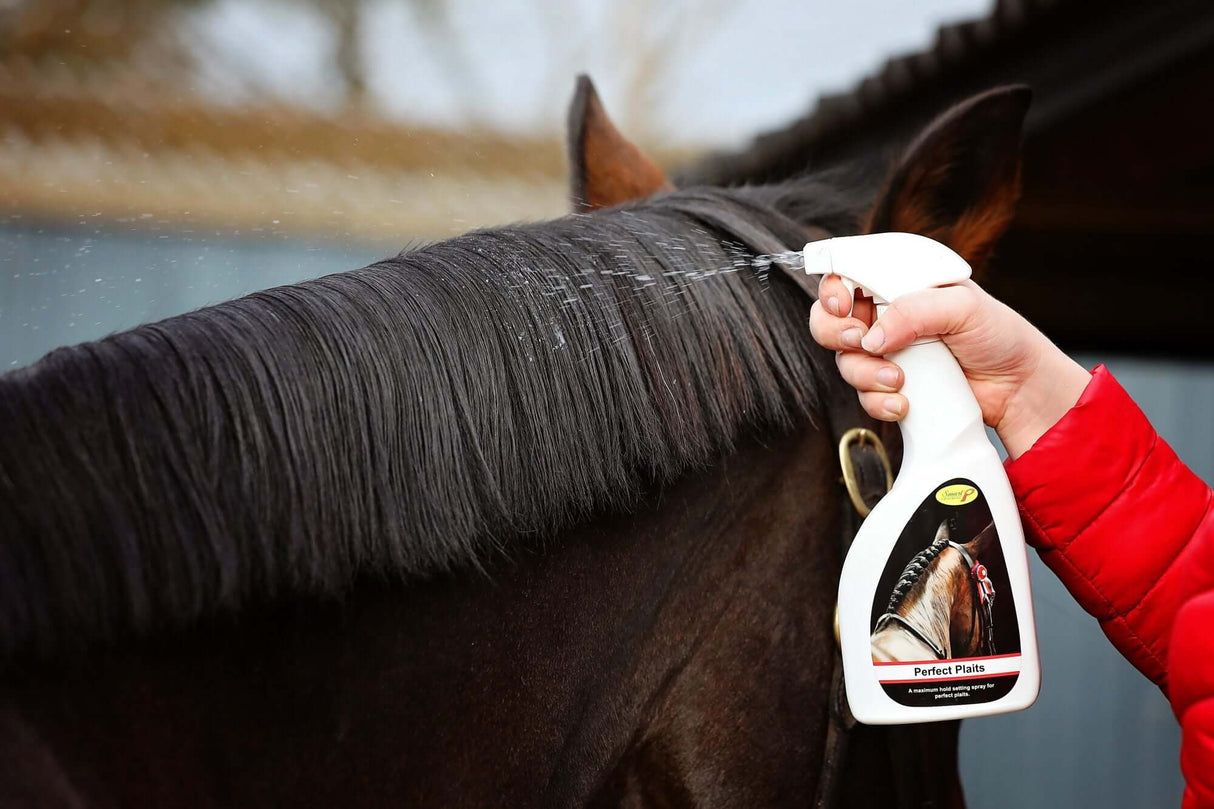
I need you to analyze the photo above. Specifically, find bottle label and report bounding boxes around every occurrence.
[869,477,1020,706]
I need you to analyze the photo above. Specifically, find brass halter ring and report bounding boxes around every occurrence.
[837,427,893,518]
[833,428,894,648]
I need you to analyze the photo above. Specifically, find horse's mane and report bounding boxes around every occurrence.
[886,532,952,614]
[0,179,865,662]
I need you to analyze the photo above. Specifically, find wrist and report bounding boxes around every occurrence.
[996,347,1090,460]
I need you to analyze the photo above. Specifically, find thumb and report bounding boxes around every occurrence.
[859,282,982,354]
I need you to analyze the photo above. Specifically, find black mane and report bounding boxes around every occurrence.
[0,180,865,662]
[886,532,952,614]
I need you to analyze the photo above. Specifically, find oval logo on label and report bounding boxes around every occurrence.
[936,484,979,506]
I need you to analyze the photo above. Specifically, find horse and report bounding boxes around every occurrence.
[871,521,999,663]
[0,79,1028,807]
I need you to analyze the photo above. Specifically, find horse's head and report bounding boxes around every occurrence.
[566,74,1030,271]
[872,518,1000,662]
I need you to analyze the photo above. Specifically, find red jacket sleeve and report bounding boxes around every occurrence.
[1004,364,1214,808]
[1171,591,1214,809]
[1005,364,1214,688]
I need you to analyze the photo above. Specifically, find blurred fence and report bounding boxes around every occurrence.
[0,69,572,244]
[0,0,701,246]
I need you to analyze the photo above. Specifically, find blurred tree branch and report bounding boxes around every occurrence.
[313,0,365,105]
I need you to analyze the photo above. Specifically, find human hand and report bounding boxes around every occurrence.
[808,275,1090,459]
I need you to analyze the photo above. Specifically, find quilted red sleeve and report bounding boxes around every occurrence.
[1004,364,1214,692]
[1171,591,1214,809]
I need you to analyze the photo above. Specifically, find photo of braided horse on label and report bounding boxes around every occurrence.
[869,478,1022,707]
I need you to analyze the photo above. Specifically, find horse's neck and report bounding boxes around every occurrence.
[2,423,855,807]
[901,589,955,657]
[899,553,969,658]
[569,425,843,806]
[945,559,981,657]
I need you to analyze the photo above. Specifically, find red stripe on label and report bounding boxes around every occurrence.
[872,652,1022,667]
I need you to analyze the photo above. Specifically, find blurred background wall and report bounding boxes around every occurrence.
[0,0,992,370]
[2,1,1210,806]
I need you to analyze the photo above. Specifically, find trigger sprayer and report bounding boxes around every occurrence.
[805,232,1039,724]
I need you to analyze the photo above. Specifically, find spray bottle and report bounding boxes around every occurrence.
[805,232,1039,724]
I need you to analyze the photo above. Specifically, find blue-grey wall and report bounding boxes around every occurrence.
[3,225,1208,807]
[1,223,386,370]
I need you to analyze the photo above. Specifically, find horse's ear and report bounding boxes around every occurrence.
[964,523,998,558]
[867,85,1031,270]
[566,74,673,211]
[933,519,951,544]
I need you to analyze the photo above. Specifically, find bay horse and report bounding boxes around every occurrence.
[0,81,1028,807]
[871,521,998,663]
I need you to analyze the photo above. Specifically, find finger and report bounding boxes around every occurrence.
[809,300,869,351]
[859,390,908,422]
[816,274,854,317]
[851,293,877,327]
[860,283,981,355]
[836,352,904,393]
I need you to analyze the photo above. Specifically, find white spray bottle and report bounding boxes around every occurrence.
[805,232,1039,724]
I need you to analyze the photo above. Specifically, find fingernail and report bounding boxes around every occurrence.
[840,327,864,348]
[876,367,900,389]
[826,296,839,315]
[861,324,885,352]
[883,396,904,418]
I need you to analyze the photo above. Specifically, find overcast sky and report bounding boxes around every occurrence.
[187,0,992,148]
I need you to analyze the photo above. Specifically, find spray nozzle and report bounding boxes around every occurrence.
[803,233,972,309]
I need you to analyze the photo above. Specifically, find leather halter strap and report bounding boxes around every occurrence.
[948,540,976,571]
[811,341,895,809]
[764,230,944,809]
[811,388,891,809]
